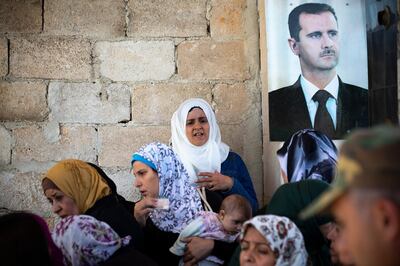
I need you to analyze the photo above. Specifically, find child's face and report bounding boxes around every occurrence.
[220,210,249,235]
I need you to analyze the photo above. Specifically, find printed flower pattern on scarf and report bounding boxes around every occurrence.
[240,215,308,266]
[52,215,131,266]
[133,142,203,233]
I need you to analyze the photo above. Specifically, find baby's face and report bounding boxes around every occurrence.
[221,211,249,235]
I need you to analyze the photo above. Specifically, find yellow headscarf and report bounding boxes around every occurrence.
[44,159,111,213]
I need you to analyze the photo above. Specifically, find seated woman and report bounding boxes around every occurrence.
[42,159,144,249]
[266,180,334,266]
[240,214,308,266]
[171,98,258,213]
[277,129,338,183]
[132,142,238,265]
[52,215,156,266]
[0,212,64,266]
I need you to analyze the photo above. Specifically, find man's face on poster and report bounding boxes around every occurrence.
[290,11,340,73]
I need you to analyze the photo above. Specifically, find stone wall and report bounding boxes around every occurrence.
[0,0,263,217]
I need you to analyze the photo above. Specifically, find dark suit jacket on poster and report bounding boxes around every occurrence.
[269,77,368,141]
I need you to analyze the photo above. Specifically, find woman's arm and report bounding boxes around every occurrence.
[182,237,238,266]
[220,152,259,213]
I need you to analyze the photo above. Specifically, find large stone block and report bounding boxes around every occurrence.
[210,0,245,39]
[98,125,170,167]
[96,41,175,81]
[10,37,91,80]
[103,168,141,203]
[0,170,50,216]
[132,83,212,124]
[213,83,250,124]
[14,125,97,163]
[48,82,130,124]
[0,81,48,121]
[219,124,244,156]
[0,125,11,165]
[177,40,249,80]
[44,0,125,38]
[0,38,7,76]
[0,0,41,33]
[127,0,207,37]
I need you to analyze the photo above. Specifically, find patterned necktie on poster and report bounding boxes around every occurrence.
[312,90,335,138]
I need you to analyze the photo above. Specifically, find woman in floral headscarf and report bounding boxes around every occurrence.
[131,142,238,265]
[52,215,156,266]
[239,215,308,266]
[266,180,334,266]
[277,129,338,183]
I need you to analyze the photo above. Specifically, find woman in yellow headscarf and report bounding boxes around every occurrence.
[42,159,144,249]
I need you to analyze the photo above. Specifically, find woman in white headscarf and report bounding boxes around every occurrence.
[171,98,258,266]
[240,215,308,266]
[171,98,258,214]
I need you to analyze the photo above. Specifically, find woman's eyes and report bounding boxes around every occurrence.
[240,241,271,255]
[186,118,208,125]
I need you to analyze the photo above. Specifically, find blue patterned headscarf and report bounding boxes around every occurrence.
[133,142,203,233]
[277,129,338,183]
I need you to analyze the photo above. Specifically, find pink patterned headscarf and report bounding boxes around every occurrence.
[52,215,131,266]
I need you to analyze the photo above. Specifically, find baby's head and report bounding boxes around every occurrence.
[218,194,252,235]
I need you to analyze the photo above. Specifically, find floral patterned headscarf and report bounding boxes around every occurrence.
[132,142,203,233]
[52,215,131,266]
[240,215,308,266]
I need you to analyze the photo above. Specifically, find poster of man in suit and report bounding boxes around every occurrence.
[267,1,369,141]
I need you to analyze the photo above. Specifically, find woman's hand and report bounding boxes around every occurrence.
[196,171,233,191]
[133,197,157,227]
[182,237,214,266]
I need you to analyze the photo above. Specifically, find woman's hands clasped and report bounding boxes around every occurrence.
[195,171,233,192]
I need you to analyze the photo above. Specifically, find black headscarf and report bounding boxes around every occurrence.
[277,129,338,183]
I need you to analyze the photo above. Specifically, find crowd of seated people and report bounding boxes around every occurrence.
[1,97,399,266]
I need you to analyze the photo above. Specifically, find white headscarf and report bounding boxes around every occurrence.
[171,98,230,183]
[133,142,203,233]
[241,215,308,266]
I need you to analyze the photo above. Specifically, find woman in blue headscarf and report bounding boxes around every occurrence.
[131,142,238,266]
[277,129,338,183]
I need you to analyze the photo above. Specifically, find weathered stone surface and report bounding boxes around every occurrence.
[0,38,7,76]
[0,81,48,121]
[48,82,130,123]
[103,168,142,202]
[128,0,207,37]
[210,0,245,39]
[132,83,212,124]
[10,37,91,80]
[177,40,249,80]
[96,41,175,81]
[213,83,250,123]
[14,125,97,163]
[0,0,41,33]
[45,0,125,38]
[98,125,170,167]
[0,125,11,165]
[0,170,50,216]
[219,124,244,156]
